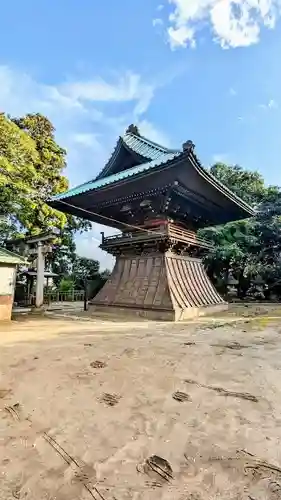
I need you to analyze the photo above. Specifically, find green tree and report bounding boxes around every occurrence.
[209,162,280,206]
[0,113,39,239]
[253,195,281,288]
[202,220,258,296]
[72,256,100,289]
[201,163,281,297]
[13,114,91,271]
[59,277,75,293]
[100,269,111,280]
[209,163,266,205]
[0,113,69,236]
[1,112,90,276]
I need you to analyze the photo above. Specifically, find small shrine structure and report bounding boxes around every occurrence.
[49,125,255,320]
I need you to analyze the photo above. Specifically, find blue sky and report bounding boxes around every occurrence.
[1,0,281,268]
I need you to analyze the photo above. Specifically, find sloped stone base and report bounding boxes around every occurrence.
[90,303,227,321]
[89,252,227,321]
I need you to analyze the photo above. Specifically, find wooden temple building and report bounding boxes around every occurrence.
[49,125,255,320]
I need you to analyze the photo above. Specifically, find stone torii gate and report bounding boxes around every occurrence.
[6,231,59,309]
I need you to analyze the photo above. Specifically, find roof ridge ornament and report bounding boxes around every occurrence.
[182,140,195,152]
[126,124,140,136]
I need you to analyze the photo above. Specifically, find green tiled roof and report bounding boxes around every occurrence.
[52,151,180,201]
[49,127,255,218]
[123,132,177,159]
[0,247,27,265]
[94,132,178,180]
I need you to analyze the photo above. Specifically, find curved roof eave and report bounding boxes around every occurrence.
[188,152,256,216]
[49,139,255,219]
[50,151,181,202]
[94,137,123,180]
[94,132,178,181]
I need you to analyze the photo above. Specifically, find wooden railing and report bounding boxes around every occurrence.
[102,222,212,248]
[167,225,211,248]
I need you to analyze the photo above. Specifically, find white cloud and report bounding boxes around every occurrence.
[138,119,171,147]
[0,65,162,182]
[259,98,278,109]
[71,133,101,148]
[268,99,278,108]
[212,153,229,163]
[0,65,168,269]
[163,0,281,49]
[60,72,155,117]
[229,87,237,96]
[0,66,156,125]
[153,17,164,27]
[0,65,85,117]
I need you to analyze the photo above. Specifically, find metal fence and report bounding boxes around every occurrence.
[43,290,85,304]
[16,289,85,307]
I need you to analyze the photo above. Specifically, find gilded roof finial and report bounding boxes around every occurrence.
[126,124,140,136]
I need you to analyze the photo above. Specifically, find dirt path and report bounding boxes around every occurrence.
[1,306,281,499]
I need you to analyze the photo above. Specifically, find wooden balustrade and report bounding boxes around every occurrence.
[167,225,211,248]
[102,222,212,249]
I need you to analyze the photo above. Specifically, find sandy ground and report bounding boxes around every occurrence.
[1,305,281,499]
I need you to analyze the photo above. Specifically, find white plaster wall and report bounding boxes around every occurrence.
[0,265,16,295]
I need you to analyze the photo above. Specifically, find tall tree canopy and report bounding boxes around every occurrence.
[201,162,281,296]
[0,112,90,268]
[0,113,68,235]
[209,163,266,206]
